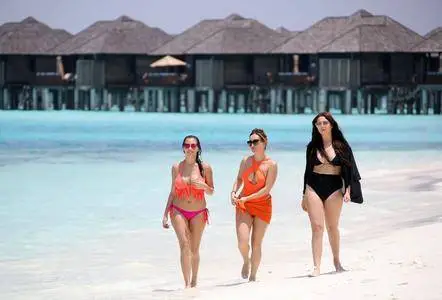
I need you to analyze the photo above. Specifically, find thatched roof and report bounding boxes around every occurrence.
[272,9,423,53]
[425,27,442,39]
[151,19,225,55]
[50,20,112,54]
[40,29,73,54]
[0,17,72,54]
[152,14,289,55]
[412,27,442,52]
[272,16,349,53]
[275,26,300,37]
[351,9,373,18]
[153,14,288,55]
[51,15,172,55]
[318,17,423,53]
[0,22,19,38]
[186,19,288,54]
[53,29,73,40]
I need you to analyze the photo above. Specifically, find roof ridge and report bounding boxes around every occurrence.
[225,13,246,21]
[425,27,442,38]
[51,18,164,54]
[317,23,366,52]
[20,16,53,32]
[149,19,221,54]
[183,23,227,53]
[350,9,374,18]
[51,25,109,54]
[269,15,349,53]
[185,19,287,54]
[385,17,424,40]
[269,35,296,52]
[411,33,442,51]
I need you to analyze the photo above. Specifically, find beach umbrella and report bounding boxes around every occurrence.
[150,55,187,68]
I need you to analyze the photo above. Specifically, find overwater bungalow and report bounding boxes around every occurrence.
[0,17,72,110]
[0,10,441,114]
[152,14,289,113]
[271,9,428,114]
[411,27,442,114]
[50,15,173,112]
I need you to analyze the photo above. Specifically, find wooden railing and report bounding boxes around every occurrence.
[34,72,72,86]
[425,72,442,85]
[139,72,191,86]
[268,72,315,86]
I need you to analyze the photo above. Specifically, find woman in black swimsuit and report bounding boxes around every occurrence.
[301,112,354,277]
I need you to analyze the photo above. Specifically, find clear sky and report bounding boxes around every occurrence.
[1,0,441,36]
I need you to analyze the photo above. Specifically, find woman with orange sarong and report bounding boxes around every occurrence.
[230,128,278,281]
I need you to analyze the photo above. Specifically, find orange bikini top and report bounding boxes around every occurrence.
[241,157,268,196]
[174,166,205,201]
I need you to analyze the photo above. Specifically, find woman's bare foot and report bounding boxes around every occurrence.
[334,259,346,273]
[309,266,320,277]
[249,275,256,282]
[241,260,250,279]
[190,279,197,288]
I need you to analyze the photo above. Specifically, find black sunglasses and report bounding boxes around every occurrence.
[247,139,261,146]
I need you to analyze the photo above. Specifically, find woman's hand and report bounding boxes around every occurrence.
[238,196,247,204]
[162,215,170,229]
[192,180,210,191]
[343,190,351,203]
[231,192,238,206]
[301,194,308,212]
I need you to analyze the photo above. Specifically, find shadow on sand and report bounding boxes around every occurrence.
[287,269,348,279]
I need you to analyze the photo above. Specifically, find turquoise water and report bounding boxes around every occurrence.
[1,111,441,152]
[0,111,441,262]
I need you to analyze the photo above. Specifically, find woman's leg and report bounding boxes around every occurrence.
[236,209,253,279]
[324,190,345,272]
[249,217,269,281]
[171,211,192,288]
[188,211,207,287]
[306,186,325,277]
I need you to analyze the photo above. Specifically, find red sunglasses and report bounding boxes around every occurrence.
[183,143,198,149]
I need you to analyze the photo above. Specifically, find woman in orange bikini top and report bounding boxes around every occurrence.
[230,128,278,282]
[174,167,205,201]
[161,135,214,289]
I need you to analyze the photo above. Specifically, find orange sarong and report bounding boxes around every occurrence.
[236,157,272,224]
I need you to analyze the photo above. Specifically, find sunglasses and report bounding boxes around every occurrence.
[247,139,261,146]
[183,143,198,149]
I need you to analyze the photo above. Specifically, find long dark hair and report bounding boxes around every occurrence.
[308,112,351,166]
[182,135,204,177]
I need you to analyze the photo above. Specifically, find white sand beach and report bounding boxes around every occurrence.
[151,156,442,300]
[185,222,442,300]
[1,148,442,300]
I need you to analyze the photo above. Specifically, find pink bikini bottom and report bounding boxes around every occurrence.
[169,204,209,224]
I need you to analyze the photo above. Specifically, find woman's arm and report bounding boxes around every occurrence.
[163,164,178,218]
[203,163,215,195]
[302,146,310,196]
[342,166,351,194]
[231,157,248,197]
[341,146,353,202]
[239,161,278,202]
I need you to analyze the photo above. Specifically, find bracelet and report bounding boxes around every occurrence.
[231,191,237,194]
